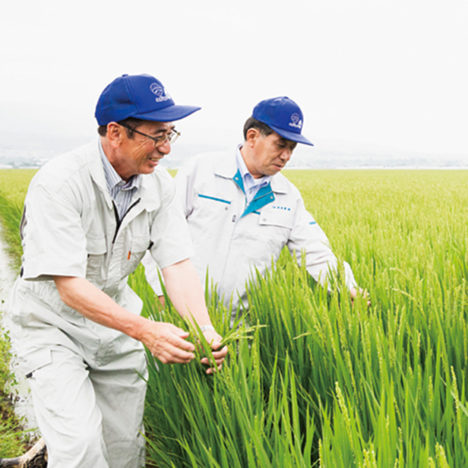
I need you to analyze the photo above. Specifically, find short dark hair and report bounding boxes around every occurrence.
[97,117,148,137]
[242,117,274,140]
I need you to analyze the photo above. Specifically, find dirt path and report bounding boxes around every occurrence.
[0,223,38,433]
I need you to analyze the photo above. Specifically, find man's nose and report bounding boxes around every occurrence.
[157,139,171,155]
[280,148,292,161]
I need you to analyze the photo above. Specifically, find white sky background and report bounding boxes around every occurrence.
[1,0,467,164]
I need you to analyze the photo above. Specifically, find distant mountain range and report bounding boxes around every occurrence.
[1,137,467,170]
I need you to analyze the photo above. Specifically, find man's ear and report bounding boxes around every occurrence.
[106,122,125,147]
[245,128,260,148]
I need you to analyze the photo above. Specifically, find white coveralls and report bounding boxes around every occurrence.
[142,149,356,311]
[7,141,192,468]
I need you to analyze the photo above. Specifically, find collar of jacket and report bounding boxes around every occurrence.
[213,148,289,195]
[86,140,158,213]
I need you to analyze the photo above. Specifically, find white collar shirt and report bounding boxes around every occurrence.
[235,145,271,204]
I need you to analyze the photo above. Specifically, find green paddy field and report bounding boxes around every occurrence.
[0,168,466,467]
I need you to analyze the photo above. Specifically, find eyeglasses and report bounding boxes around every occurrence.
[119,123,180,145]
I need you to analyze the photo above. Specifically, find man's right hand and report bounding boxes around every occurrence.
[139,321,196,364]
[53,277,196,365]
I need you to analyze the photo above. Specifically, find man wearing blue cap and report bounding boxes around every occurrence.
[7,74,227,468]
[143,96,362,313]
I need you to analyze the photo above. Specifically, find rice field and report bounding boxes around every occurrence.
[0,168,467,466]
[0,169,36,458]
[0,169,35,269]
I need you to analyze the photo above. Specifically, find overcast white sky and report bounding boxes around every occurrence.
[1,0,467,163]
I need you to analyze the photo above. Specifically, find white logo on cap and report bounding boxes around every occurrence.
[149,82,171,103]
[289,113,303,129]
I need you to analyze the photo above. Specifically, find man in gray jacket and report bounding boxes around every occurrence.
[7,74,227,468]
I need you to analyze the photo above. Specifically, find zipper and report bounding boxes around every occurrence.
[220,200,242,285]
[112,198,141,244]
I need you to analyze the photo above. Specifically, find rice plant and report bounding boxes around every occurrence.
[135,170,467,467]
[0,169,36,456]
[1,169,467,466]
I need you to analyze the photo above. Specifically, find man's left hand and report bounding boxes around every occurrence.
[200,329,228,374]
[350,287,371,307]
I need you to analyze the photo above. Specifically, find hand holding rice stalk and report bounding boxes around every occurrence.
[176,317,225,374]
[185,318,263,374]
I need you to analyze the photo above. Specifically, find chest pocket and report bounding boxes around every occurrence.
[258,209,294,229]
[257,209,294,248]
[191,193,232,223]
[86,236,107,281]
[120,235,150,278]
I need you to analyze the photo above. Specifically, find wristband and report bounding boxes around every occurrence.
[200,324,215,333]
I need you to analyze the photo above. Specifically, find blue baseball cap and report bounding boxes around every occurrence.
[252,96,313,146]
[95,74,201,125]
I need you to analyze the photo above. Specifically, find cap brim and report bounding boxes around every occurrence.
[133,104,201,122]
[269,124,314,146]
